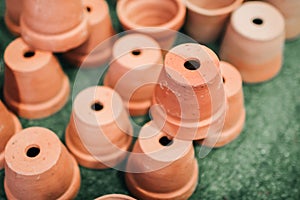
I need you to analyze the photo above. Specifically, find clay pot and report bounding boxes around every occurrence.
[264,0,300,40]
[20,0,89,52]
[185,0,243,44]
[95,194,136,200]
[63,0,115,67]
[104,34,163,116]
[65,86,133,169]
[0,101,22,170]
[151,43,227,140]
[125,122,198,200]
[219,1,285,83]
[3,38,70,119]
[4,0,23,35]
[117,0,186,49]
[199,61,246,147]
[4,127,80,200]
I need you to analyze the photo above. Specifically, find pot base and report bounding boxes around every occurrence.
[4,76,70,119]
[20,15,89,52]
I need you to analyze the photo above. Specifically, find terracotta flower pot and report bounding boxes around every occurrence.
[117,0,186,49]
[63,0,115,67]
[125,122,198,200]
[95,194,136,200]
[4,127,80,200]
[185,0,244,44]
[20,0,89,52]
[0,101,22,170]
[199,61,246,147]
[264,0,300,40]
[3,38,70,119]
[104,34,163,116]
[151,43,227,140]
[65,86,133,169]
[4,0,23,35]
[219,1,285,83]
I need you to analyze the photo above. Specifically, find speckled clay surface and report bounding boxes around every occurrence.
[151,43,227,140]
[4,127,81,200]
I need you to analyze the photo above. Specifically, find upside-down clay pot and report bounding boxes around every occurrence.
[20,0,89,52]
[219,1,285,83]
[117,0,186,49]
[0,101,22,170]
[125,122,198,200]
[65,86,133,169]
[95,194,136,200]
[3,38,70,119]
[4,0,23,35]
[199,61,246,147]
[104,34,163,116]
[264,0,300,40]
[4,127,80,200]
[151,43,227,140]
[63,0,115,67]
[185,0,243,44]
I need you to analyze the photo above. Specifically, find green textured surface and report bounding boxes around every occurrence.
[0,0,300,199]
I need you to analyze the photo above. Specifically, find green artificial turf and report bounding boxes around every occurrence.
[0,0,300,199]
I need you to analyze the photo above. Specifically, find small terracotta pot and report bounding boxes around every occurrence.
[117,0,186,49]
[20,0,89,52]
[4,127,80,200]
[104,34,163,116]
[264,0,300,40]
[151,43,227,140]
[3,38,70,119]
[125,122,198,200]
[125,122,199,200]
[0,101,22,170]
[185,0,243,44]
[4,0,23,35]
[219,1,285,83]
[198,61,246,147]
[95,194,136,200]
[65,86,133,169]
[63,0,115,67]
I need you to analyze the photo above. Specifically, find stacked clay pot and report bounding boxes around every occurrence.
[65,86,133,169]
[151,43,227,141]
[0,101,22,169]
[4,127,81,199]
